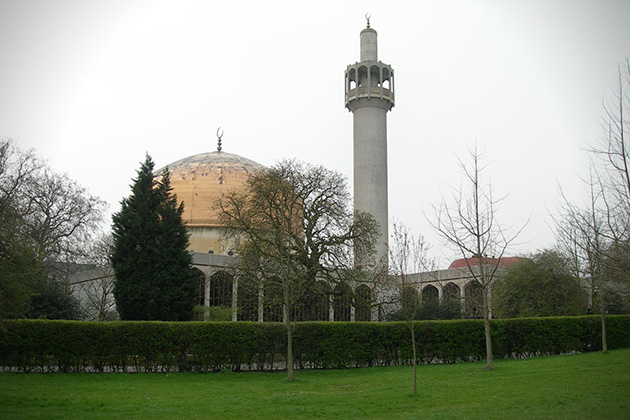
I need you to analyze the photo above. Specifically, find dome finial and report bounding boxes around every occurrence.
[216,127,224,152]
[365,12,371,28]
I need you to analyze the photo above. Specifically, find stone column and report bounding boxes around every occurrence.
[231,276,238,322]
[204,273,211,321]
[258,283,265,322]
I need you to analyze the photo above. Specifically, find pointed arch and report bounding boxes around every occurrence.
[333,282,353,321]
[464,280,483,318]
[208,270,233,308]
[443,282,461,303]
[354,284,372,321]
[237,276,259,321]
[262,277,283,323]
[421,285,439,304]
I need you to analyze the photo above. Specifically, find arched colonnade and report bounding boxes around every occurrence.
[407,264,502,319]
[192,253,373,322]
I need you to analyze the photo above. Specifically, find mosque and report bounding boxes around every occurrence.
[160,137,264,256]
[69,20,508,321]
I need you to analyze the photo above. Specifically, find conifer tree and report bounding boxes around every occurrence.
[153,167,198,320]
[111,155,197,320]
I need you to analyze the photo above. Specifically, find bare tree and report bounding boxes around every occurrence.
[590,60,630,216]
[431,146,524,370]
[0,140,42,218]
[1,139,105,268]
[78,234,117,321]
[76,270,116,321]
[555,61,630,352]
[26,168,105,273]
[1,139,105,318]
[218,159,379,381]
[556,171,610,352]
[389,221,433,395]
[0,140,44,318]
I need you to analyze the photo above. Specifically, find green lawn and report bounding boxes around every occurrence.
[1,349,629,420]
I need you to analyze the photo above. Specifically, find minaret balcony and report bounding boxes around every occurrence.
[344,61,395,109]
[345,86,394,106]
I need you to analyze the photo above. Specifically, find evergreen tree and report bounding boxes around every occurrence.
[153,168,199,320]
[111,155,197,320]
[28,278,83,320]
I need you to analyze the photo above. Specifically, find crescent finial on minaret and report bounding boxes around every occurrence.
[365,12,371,28]
[216,127,224,152]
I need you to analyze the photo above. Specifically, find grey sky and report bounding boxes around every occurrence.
[1,0,629,265]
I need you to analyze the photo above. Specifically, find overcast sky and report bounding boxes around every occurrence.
[1,0,629,266]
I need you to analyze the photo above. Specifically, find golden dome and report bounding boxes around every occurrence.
[159,151,263,228]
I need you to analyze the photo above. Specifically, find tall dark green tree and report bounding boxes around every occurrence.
[111,155,197,321]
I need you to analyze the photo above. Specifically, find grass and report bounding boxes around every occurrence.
[1,349,629,420]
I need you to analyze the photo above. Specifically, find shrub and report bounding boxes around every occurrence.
[0,315,628,372]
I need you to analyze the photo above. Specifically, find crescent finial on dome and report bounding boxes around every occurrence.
[216,127,224,152]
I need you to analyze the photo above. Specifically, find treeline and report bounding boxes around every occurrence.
[1,315,629,373]
[0,139,105,320]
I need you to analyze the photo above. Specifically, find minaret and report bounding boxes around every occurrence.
[345,17,394,267]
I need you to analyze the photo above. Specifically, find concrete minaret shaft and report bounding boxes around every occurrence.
[345,22,394,266]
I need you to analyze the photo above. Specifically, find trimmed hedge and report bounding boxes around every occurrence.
[1,316,628,372]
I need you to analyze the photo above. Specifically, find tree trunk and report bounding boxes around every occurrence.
[286,318,294,380]
[600,298,608,354]
[283,286,294,381]
[483,286,494,370]
[411,322,417,395]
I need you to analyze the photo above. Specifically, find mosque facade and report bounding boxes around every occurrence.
[69,21,509,322]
